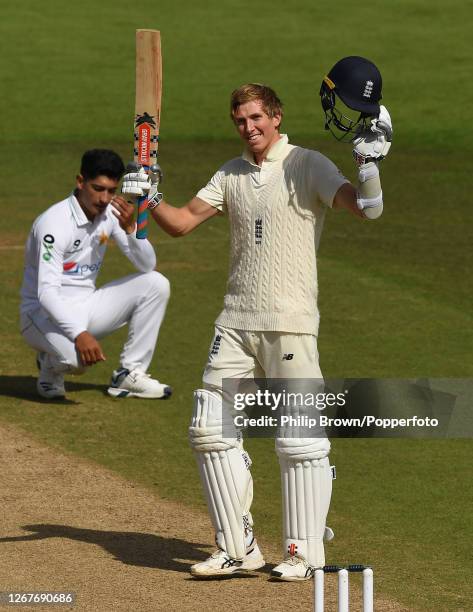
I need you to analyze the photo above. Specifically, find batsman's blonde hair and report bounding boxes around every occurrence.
[230,83,283,121]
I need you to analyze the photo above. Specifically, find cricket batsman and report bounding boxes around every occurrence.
[20,149,171,400]
[122,56,392,580]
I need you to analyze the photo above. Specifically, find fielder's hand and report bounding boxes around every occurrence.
[75,331,106,366]
[110,195,136,234]
[352,105,393,166]
[122,164,163,209]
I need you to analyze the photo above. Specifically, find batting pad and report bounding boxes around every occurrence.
[278,454,332,567]
[189,389,254,560]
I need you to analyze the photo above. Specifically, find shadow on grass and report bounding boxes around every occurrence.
[0,375,105,405]
[0,524,260,576]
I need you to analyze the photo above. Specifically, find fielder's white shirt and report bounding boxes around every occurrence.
[197,135,349,335]
[20,194,156,341]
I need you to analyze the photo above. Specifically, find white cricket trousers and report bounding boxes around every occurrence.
[20,271,170,373]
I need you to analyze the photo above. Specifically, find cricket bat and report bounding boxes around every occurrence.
[133,29,162,239]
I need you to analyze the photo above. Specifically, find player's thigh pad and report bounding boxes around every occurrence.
[202,326,263,389]
[276,436,332,567]
[189,389,253,560]
[259,332,323,379]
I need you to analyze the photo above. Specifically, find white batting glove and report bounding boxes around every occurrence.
[121,164,163,208]
[122,166,150,197]
[353,105,393,166]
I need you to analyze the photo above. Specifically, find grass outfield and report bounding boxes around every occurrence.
[1,1,472,150]
[1,0,472,609]
[1,141,472,610]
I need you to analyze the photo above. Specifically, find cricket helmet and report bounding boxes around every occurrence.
[320,56,383,140]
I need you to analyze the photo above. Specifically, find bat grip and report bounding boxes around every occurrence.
[135,163,149,239]
[136,195,149,239]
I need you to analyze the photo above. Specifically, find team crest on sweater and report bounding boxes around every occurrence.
[254,218,263,245]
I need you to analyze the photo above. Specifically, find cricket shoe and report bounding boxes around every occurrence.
[107,368,172,399]
[190,543,265,577]
[270,556,316,582]
[36,353,66,400]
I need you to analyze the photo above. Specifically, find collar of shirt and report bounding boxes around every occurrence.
[241,134,290,166]
[68,193,92,227]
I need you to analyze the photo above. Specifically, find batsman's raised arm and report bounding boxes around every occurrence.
[149,196,219,236]
[331,105,393,220]
[332,182,362,217]
[320,56,392,221]
[121,166,220,236]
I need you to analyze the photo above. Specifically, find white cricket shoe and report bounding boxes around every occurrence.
[271,556,316,582]
[190,544,265,577]
[36,353,66,400]
[107,368,172,399]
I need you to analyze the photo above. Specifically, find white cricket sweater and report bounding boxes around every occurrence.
[197,135,349,335]
[20,194,156,341]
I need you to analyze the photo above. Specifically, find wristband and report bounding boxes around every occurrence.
[147,193,163,210]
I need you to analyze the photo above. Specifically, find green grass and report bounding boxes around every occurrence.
[1,142,472,610]
[1,1,472,149]
[1,1,472,609]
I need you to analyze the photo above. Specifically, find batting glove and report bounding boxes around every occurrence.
[122,164,163,208]
[352,105,393,166]
[122,166,150,197]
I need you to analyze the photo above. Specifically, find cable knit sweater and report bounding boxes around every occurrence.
[197,135,348,335]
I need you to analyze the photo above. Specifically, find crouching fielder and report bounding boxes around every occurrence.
[21,149,171,400]
[123,58,392,580]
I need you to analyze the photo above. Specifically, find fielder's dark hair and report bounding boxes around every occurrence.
[230,83,283,122]
[80,149,125,181]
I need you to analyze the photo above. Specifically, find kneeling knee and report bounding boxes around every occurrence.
[146,271,171,300]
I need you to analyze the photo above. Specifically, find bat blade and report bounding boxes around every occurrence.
[134,29,162,239]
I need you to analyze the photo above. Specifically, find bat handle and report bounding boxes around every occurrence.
[126,161,142,172]
[136,192,149,239]
[127,162,148,239]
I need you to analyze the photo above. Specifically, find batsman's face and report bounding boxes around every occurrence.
[75,175,119,220]
[233,100,282,164]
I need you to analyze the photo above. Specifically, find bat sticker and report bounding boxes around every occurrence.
[135,112,157,128]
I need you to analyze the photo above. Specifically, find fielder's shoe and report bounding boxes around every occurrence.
[271,556,316,582]
[36,353,66,400]
[107,368,172,399]
[190,543,265,577]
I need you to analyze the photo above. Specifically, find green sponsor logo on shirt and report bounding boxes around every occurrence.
[42,234,55,262]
